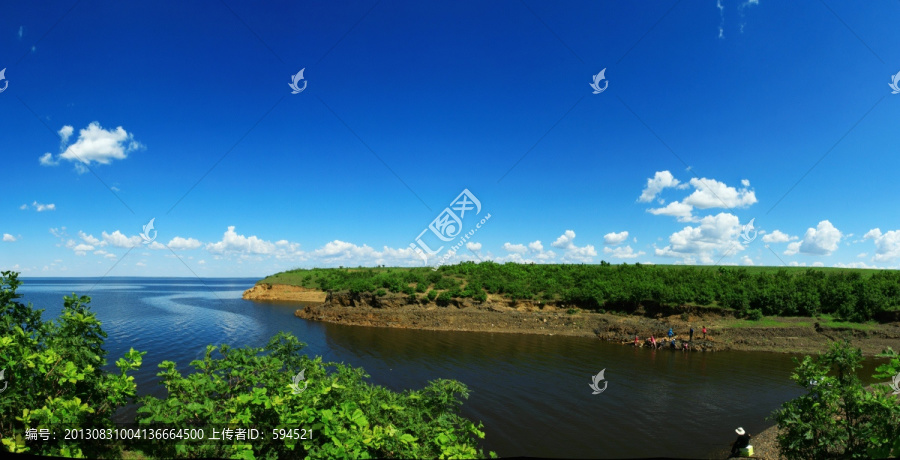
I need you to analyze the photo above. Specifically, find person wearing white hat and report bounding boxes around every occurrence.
[730,427,753,457]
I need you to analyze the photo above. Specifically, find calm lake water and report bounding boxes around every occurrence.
[16,278,887,458]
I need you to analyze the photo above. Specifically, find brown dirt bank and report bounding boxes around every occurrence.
[286,292,900,356]
[243,283,327,303]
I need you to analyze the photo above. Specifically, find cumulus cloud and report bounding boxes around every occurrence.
[762,230,797,244]
[2,234,16,242]
[528,241,543,252]
[603,231,629,245]
[647,201,694,220]
[39,122,144,173]
[864,228,900,262]
[681,177,757,209]
[167,236,202,250]
[655,212,744,264]
[79,231,103,246]
[796,220,842,255]
[466,242,482,252]
[207,226,280,255]
[102,230,143,248]
[550,230,596,262]
[638,171,683,203]
[740,255,754,266]
[603,245,645,259]
[502,243,528,254]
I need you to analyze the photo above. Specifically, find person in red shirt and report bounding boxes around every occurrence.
[702,326,707,338]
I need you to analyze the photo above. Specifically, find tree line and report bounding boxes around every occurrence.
[273,262,900,322]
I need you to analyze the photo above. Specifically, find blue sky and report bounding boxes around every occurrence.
[2,0,900,277]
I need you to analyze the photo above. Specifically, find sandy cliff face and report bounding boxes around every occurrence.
[242,283,327,303]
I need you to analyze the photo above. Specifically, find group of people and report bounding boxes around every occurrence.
[633,325,707,350]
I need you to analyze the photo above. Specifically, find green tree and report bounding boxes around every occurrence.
[773,340,900,459]
[0,271,144,458]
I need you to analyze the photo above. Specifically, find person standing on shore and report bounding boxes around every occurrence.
[634,335,640,347]
[667,327,674,338]
[689,326,694,342]
[702,325,707,339]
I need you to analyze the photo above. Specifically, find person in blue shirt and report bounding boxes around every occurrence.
[667,327,674,338]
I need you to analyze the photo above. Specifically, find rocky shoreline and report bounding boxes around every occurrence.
[243,285,900,356]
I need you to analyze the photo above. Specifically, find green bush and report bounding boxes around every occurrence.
[746,308,763,321]
[436,291,452,306]
[375,289,387,297]
[426,290,438,302]
[0,272,494,459]
[773,341,900,459]
[0,271,144,458]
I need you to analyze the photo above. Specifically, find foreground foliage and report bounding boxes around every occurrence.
[0,271,143,458]
[773,341,900,459]
[0,272,493,459]
[265,262,900,322]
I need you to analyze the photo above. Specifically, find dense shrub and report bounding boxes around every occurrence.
[268,263,900,322]
[0,272,493,459]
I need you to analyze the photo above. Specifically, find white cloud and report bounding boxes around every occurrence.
[168,236,202,250]
[603,245,645,259]
[19,204,27,210]
[833,261,877,269]
[762,230,797,244]
[207,226,281,255]
[466,242,482,252]
[528,240,544,252]
[797,220,842,255]
[648,201,694,220]
[784,242,801,256]
[39,122,144,173]
[740,255,754,266]
[603,231,629,245]
[18,26,23,39]
[811,261,825,267]
[2,234,16,242]
[32,201,56,212]
[655,212,744,264]
[502,243,528,254]
[638,171,683,203]
[681,177,757,209]
[79,231,103,246]
[73,243,95,255]
[148,241,166,250]
[864,228,900,262]
[102,230,142,248]
[550,230,596,262]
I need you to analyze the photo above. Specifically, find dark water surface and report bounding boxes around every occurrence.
[16,278,887,458]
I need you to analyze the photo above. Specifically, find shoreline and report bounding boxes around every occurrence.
[245,284,900,356]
